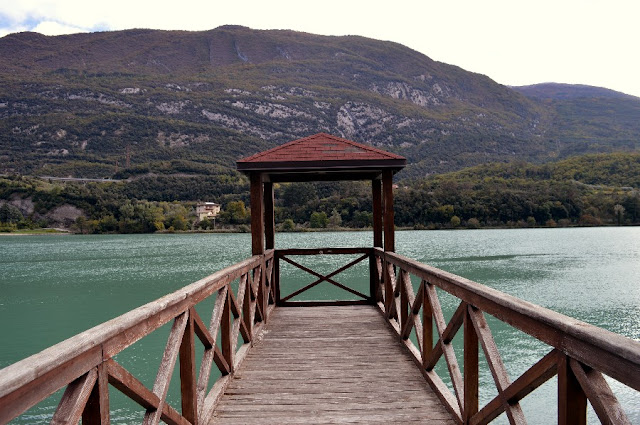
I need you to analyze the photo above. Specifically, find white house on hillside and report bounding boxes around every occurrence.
[196,202,221,221]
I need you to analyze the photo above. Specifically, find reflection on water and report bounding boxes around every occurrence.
[1,227,638,424]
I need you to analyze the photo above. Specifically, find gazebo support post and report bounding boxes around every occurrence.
[382,170,395,252]
[250,172,265,255]
[372,179,383,248]
[264,181,275,250]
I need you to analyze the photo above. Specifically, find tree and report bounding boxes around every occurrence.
[328,209,342,228]
[466,218,480,229]
[281,218,295,231]
[282,183,317,207]
[167,215,188,231]
[220,200,250,224]
[0,203,23,223]
[352,211,372,228]
[98,215,118,232]
[450,215,461,227]
[75,216,88,234]
[310,211,328,228]
[613,204,625,225]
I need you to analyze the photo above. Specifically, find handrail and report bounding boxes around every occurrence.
[373,247,640,425]
[275,247,374,306]
[0,250,276,425]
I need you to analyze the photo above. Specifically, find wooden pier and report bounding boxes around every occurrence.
[1,134,639,424]
[210,305,453,424]
[1,247,639,425]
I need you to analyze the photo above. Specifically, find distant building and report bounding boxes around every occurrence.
[196,202,221,221]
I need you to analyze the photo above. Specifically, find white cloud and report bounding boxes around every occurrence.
[31,20,89,36]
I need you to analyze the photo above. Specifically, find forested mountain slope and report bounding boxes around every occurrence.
[1,26,638,180]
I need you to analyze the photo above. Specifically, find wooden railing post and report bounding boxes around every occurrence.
[422,280,433,365]
[275,252,281,306]
[558,355,587,425]
[369,251,379,303]
[463,304,479,423]
[261,261,268,322]
[179,308,197,425]
[82,363,110,425]
[400,270,409,333]
[221,289,233,373]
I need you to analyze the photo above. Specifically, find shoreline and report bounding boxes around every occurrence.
[2,223,638,236]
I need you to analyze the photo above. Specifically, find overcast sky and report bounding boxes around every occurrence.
[1,0,639,97]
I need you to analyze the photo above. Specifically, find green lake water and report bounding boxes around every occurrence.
[1,228,639,424]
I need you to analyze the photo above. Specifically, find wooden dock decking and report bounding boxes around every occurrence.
[210,306,454,424]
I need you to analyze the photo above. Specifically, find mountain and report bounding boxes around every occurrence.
[513,83,640,157]
[1,26,639,180]
[512,83,637,100]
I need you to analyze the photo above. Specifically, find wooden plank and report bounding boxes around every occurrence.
[242,273,254,341]
[468,306,526,424]
[471,349,560,425]
[276,247,371,256]
[425,286,465,411]
[0,345,102,425]
[230,273,250,349]
[401,273,422,340]
[179,309,197,425]
[264,255,276,309]
[192,308,214,348]
[400,269,409,336]
[221,290,233,373]
[369,253,380,303]
[106,359,189,425]
[384,262,396,319]
[464,305,478,423]
[82,362,109,425]
[280,300,371,307]
[259,262,268,322]
[279,253,370,301]
[570,359,632,425]
[107,359,158,410]
[558,355,587,425]
[143,312,189,425]
[199,375,231,425]
[196,286,229,409]
[209,306,455,425]
[274,254,281,304]
[422,280,433,364]
[51,368,98,425]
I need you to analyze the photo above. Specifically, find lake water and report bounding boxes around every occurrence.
[1,228,639,424]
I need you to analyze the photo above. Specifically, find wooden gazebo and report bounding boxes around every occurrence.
[236,133,406,255]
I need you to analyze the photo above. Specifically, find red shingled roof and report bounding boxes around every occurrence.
[237,133,405,168]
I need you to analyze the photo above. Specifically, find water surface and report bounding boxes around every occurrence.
[1,228,638,424]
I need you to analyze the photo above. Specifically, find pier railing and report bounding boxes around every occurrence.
[0,250,276,425]
[372,247,639,425]
[1,247,639,425]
